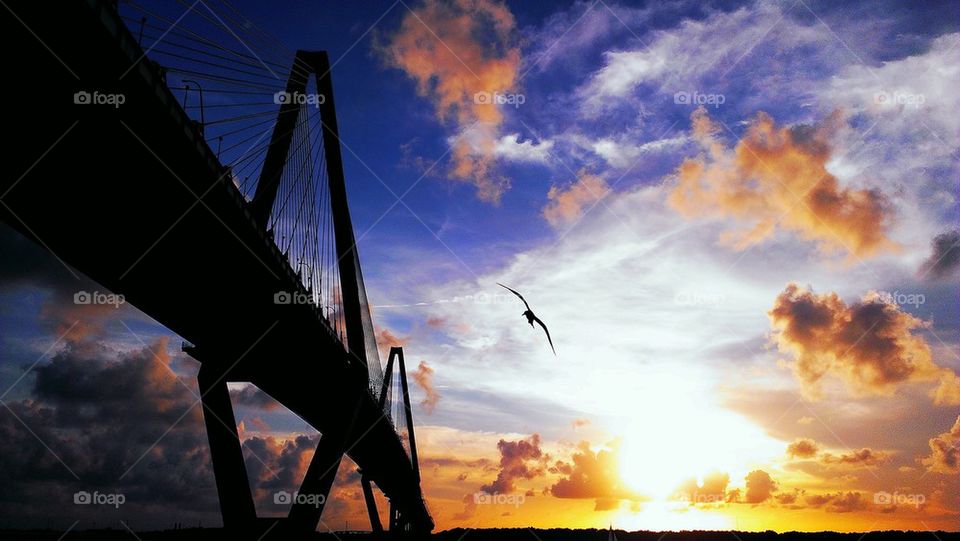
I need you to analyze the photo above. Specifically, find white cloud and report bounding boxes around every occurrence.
[577,4,835,115]
[588,135,688,168]
[494,133,555,163]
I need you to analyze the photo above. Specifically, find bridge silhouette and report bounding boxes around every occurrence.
[1,0,432,536]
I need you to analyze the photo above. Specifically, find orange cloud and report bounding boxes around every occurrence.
[769,284,939,398]
[787,438,820,459]
[383,0,520,202]
[542,170,611,228]
[669,108,897,258]
[413,361,440,414]
[931,370,960,406]
[744,469,778,504]
[922,416,960,474]
[550,440,639,505]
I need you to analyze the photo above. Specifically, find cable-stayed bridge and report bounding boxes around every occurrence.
[0,0,432,536]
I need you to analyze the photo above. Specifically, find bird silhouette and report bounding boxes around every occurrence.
[497,283,556,355]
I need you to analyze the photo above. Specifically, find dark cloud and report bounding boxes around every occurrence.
[229,384,280,411]
[769,283,939,398]
[0,338,218,529]
[804,491,869,513]
[919,230,960,280]
[480,434,546,495]
[820,448,889,467]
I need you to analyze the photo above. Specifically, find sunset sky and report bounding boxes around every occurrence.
[1,0,959,533]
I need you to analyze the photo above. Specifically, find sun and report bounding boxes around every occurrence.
[611,373,782,504]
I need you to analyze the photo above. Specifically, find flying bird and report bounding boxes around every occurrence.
[497,283,556,355]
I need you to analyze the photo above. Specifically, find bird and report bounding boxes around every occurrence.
[497,283,555,355]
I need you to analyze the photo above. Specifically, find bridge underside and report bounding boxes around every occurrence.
[1,1,431,535]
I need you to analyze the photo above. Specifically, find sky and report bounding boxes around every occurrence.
[1,0,959,533]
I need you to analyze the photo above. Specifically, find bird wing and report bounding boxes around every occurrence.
[531,314,556,356]
[497,283,531,311]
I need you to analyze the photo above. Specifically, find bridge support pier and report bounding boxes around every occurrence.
[286,425,348,532]
[197,365,257,531]
[360,473,383,533]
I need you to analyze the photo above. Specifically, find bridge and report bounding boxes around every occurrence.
[0,0,433,536]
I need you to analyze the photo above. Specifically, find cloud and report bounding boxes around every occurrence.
[804,491,869,513]
[480,434,546,494]
[919,230,960,281]
[550,440,638,505]
[571,418,590,429]
[542,170,610,228]
[413,361,440,414]
[921,416,960,474]
[669,108,898,259]
[744,470,777,504]
[786,438,820,459]
[494,133,554,163]
[0,338,219,528]
[675,470,729,505]
[819,448,889,467]
[382,0,520,202]
[931,370,960,406]
[229,383,279,411]
[769,283,940,398]
[587,135,688,169]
